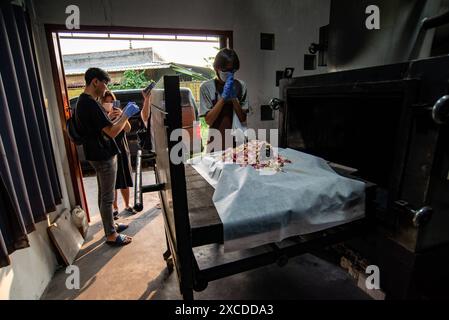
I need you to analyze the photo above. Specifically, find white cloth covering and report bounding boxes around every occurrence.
[189,148,366,252]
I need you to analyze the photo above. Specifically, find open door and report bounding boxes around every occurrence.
[45,29,90,221]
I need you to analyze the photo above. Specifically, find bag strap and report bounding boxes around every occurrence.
[73,105,87,136]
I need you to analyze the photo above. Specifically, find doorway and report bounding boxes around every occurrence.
[45,25,232,220]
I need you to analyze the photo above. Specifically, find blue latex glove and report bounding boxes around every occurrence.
[230,86,237,99]
[221,72,234,100]
[123,102,140,118]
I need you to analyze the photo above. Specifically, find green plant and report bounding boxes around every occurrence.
[110,70,150,90]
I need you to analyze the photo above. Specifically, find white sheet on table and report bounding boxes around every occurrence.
[189,148,366,252]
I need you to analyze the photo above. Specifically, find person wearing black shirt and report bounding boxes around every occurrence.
[76,68,136,246]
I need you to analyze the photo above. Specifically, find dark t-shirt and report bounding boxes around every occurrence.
[76,93,119,161]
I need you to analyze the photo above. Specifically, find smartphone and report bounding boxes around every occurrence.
[113,100,121,109]
[143,81,156,95]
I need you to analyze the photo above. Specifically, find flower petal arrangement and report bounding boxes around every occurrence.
[221,140,291,171]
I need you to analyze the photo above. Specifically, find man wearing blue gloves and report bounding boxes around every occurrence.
[76,68,140,246]
[200,48,248,152]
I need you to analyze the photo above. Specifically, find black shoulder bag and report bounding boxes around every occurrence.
[66,107,86,145]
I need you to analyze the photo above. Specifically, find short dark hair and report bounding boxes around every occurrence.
[84,67,111,86]
[213,48,240,71]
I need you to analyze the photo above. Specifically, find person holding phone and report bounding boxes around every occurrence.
[77,68,140,246]
[101,90,137,218]
[140,82,154,131]
[140,83,162,209]
[199,48,249,152]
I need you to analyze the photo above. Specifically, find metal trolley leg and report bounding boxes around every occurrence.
[163,232,174,273]
[133,149,163,212]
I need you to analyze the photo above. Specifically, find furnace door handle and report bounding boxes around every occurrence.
[422,10,449,30]
[269,98,284,110]
[393,201,433,228]
[412,206,433,228]
[432,95,449,125]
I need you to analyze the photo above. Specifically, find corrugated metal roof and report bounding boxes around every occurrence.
[65,62,171,75]
[62,48,171,75]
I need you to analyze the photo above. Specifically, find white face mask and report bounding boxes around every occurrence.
[102,102,113,112]
[218,70,232,82]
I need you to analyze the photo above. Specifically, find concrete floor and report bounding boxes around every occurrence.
[41,168,371,300]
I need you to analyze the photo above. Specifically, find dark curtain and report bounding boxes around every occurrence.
[0,2,62,267]
[0,138,29,268]
[21,8,62,204]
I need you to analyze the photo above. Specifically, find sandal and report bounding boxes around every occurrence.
[125,207,138,215]
[114,223,129,233]
[113,210,119,220]
[106,234,132,246]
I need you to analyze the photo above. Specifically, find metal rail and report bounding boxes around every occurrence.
[133,149,164,212]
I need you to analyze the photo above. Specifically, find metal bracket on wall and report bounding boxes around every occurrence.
[269,98,284,111]
[308,24,328,67]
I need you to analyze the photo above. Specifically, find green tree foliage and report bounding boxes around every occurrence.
[203,46,220,69]
[111,70,150,90]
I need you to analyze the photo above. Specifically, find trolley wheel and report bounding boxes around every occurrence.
[133,203,143,212]
[193,279,208,292]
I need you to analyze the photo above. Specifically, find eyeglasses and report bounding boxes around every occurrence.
[100,80,109,89]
